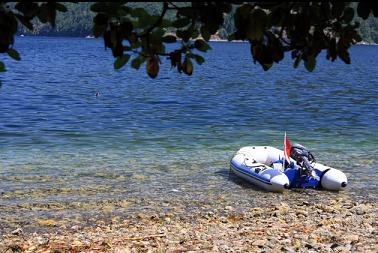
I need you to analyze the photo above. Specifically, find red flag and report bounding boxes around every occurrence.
[284,132,292,163]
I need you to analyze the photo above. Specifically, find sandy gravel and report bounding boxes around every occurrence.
[1,196,377,253]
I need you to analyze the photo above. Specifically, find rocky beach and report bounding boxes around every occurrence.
[1,191,377,253]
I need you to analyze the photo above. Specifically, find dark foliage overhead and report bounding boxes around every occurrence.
[1,2,378,77]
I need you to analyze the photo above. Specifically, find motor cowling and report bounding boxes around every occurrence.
[290,143,317,178]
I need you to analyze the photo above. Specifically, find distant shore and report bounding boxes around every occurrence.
[356,40,378,45]
[18,35,378,46]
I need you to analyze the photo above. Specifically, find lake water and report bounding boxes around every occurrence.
[0,37,377,231]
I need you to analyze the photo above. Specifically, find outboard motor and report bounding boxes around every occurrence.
[290,144,318,179]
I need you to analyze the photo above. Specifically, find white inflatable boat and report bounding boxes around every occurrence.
[230,146,348,192]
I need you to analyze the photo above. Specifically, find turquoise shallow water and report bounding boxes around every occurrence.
[0,37,377,231]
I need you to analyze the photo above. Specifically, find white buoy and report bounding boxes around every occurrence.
[320,168,348,191]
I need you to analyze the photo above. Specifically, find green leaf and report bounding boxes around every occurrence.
[114,54,130,70]
[172,18,190,28]
[90,2,109,12]
[93,24,106,38]
[337,38,351,64]
[246,8,268,41]
[200,26,211,41]
[176,29,192,42]
[138,14,160,29]
[0,61,6,72]
[263,62,273,70]
[91,2,128,16]
[269,8,283,26]
[220,3,232,13]
[182,57,193,75]
[37,4,49,23]
[338,49,351,64]
[15,14,34,30]
[227,32,236,41]
[293,56,302,68]
[6,49,21,61]
[177,8,197,19]
[194,39,211,52]
[342,7,354,23]
[161,35,177,43]
[304,56,316,72]
[118,6,131,16]
[130,8,149,18]
[15,2,39,17]
[187,53,205,65]
[38,3,57,26]
[47,3,57,27]
[162,19,172,27]
[373,5,378,17]
[190,29,199,39]
[131,56,145,70]
[55,3,68,12]
[154,43,166,54]
[150,27,165,43]
[94,13,108,26]
[353,32,363,43]
[357,2,371,20]
[8,13,19,34]
[236,4,252,21]
[331,2,345,18]
[131,40,141,49]
[326,38,337,61]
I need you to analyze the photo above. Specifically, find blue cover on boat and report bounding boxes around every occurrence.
[273,160,321,189]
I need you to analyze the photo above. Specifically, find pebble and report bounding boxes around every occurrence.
[115,248,131,253]
[252,239,267,246]
[219,244,230,251]
[295,209,308,216]
[36,236,48,245]
[0,198,376,253]
[342,234,359,244]
[11,228,23,236]
[281,246,296,252]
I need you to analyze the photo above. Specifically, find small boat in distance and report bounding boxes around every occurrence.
[230,144,348,192]
[85,35,95,39]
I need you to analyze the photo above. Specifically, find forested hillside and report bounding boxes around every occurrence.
[17,3,167,37]
[357,16,378,43]
[16,2,378,43]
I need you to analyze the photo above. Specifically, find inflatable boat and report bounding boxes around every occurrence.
[230,145,348,192]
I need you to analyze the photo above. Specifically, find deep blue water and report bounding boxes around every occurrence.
[0,37,377,216]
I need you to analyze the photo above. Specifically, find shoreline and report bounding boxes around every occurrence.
[1,196,376,252]
[16,34,378,46]
[16,34,378,45]
[356,41,378,46]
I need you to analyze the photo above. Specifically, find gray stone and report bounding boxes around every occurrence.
[11,228,22,236]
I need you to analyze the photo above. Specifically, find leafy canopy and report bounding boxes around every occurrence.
[1,2,377,76]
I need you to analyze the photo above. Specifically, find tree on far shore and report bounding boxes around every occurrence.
[1,2,377,78]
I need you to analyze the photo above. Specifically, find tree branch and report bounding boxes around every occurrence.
[277,3,296,46]
[141,1,168,37]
